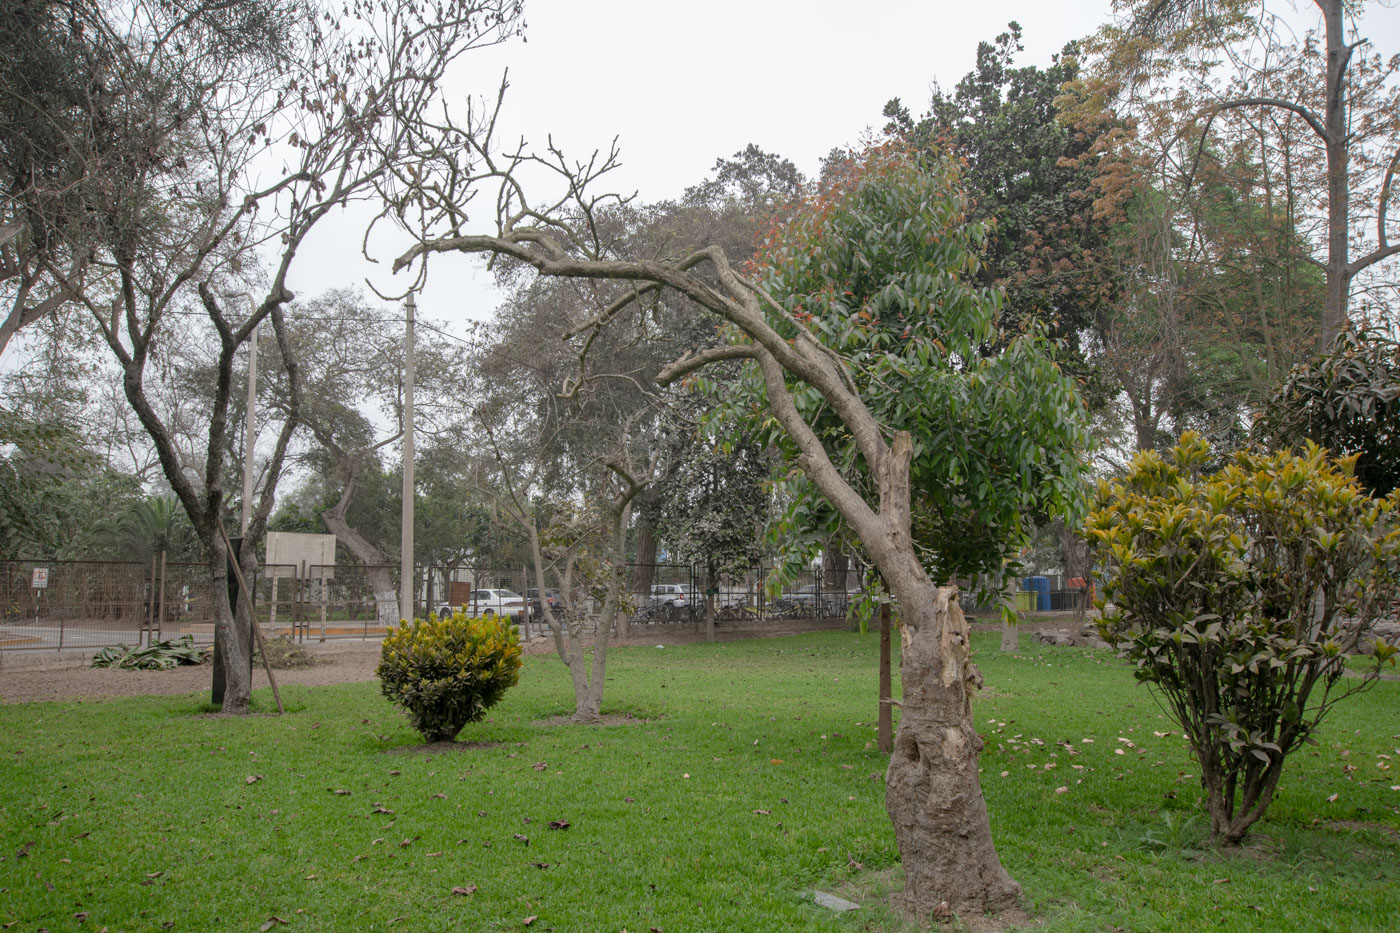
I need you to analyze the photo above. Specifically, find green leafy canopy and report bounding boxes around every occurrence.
[714,145,1090,585]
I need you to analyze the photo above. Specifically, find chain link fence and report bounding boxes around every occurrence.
[1,556,886,652]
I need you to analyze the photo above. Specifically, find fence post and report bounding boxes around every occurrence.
[521,564,531,642]
[146,556,157,647]
[157,552,167,641]
[297,560,307,643]
[319,567,327,642]
[269,573,279,637]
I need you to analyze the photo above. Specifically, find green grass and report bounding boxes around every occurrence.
[1,632,1397,932]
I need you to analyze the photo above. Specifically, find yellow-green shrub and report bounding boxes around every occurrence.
[377,610,522,743]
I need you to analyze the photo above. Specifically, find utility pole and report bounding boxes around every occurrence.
[400,292,416,624]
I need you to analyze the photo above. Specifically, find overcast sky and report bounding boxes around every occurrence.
[289,0,1399,331]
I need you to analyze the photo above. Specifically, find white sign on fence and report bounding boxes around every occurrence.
[265,532,337,578]
[31,567,49,589]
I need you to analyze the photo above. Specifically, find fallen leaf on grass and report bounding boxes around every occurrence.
[451,885,477,896]
[523,916,537,926]
[246,775,263,785]
[329,789,351,796]
[259,917,289,931]
[372,807,394,815]
[514,834,529,846]
[426,852,442,858]
[547,820,570,830]
[753,809,771,816]
[531,762,547,772]
[1055,787,1068,795]
[531,862,550,869]
[1326,793,1339,803]
[1213,878,1230,885]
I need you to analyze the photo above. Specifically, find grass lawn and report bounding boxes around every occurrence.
[2,630,1398,932]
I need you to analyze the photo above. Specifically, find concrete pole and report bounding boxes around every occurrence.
[400,293,416,624]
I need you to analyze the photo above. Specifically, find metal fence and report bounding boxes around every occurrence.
[0,558,218,652]
[0,557,878,652]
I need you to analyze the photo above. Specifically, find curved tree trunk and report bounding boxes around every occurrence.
[321,483,399,623]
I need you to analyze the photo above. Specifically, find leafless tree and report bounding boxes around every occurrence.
[60,0,521,713]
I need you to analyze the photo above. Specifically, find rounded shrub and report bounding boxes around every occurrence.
[377,610,523,743]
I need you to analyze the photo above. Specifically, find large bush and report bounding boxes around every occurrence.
[377,611,523,743]
[1085,434,1400,844]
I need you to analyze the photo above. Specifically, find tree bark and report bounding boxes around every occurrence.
[1320,0,1350,348]
[208,532,251,713]
[886,585,1022,914]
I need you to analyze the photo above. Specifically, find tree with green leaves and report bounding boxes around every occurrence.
[883,22,1118,379]
[1086,433,1400,843]
[655,436,770,640]
[1255,322,1400,497]
[391,133,1090,914]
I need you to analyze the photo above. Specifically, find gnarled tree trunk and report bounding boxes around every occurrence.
[885,584,1021,914]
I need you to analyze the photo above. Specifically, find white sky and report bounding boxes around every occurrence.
[289,0,1400,332]
[294,0,1118,327]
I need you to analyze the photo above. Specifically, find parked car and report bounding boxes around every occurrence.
[526,588,562,615]
[647,584,688,609]
[440,588,526,622]
[783,584,854,613]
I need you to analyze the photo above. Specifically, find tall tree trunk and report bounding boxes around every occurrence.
[858,435,1019,914]
[823,538,850,592]
[630,493,659,595]
[705,561,717,642]
[1320,0,1350,348]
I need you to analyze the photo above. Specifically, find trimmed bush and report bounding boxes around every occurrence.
[1085,433,1400,844]
[377,610,523,743]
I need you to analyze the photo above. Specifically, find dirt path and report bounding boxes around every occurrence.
[0,618,853,704]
